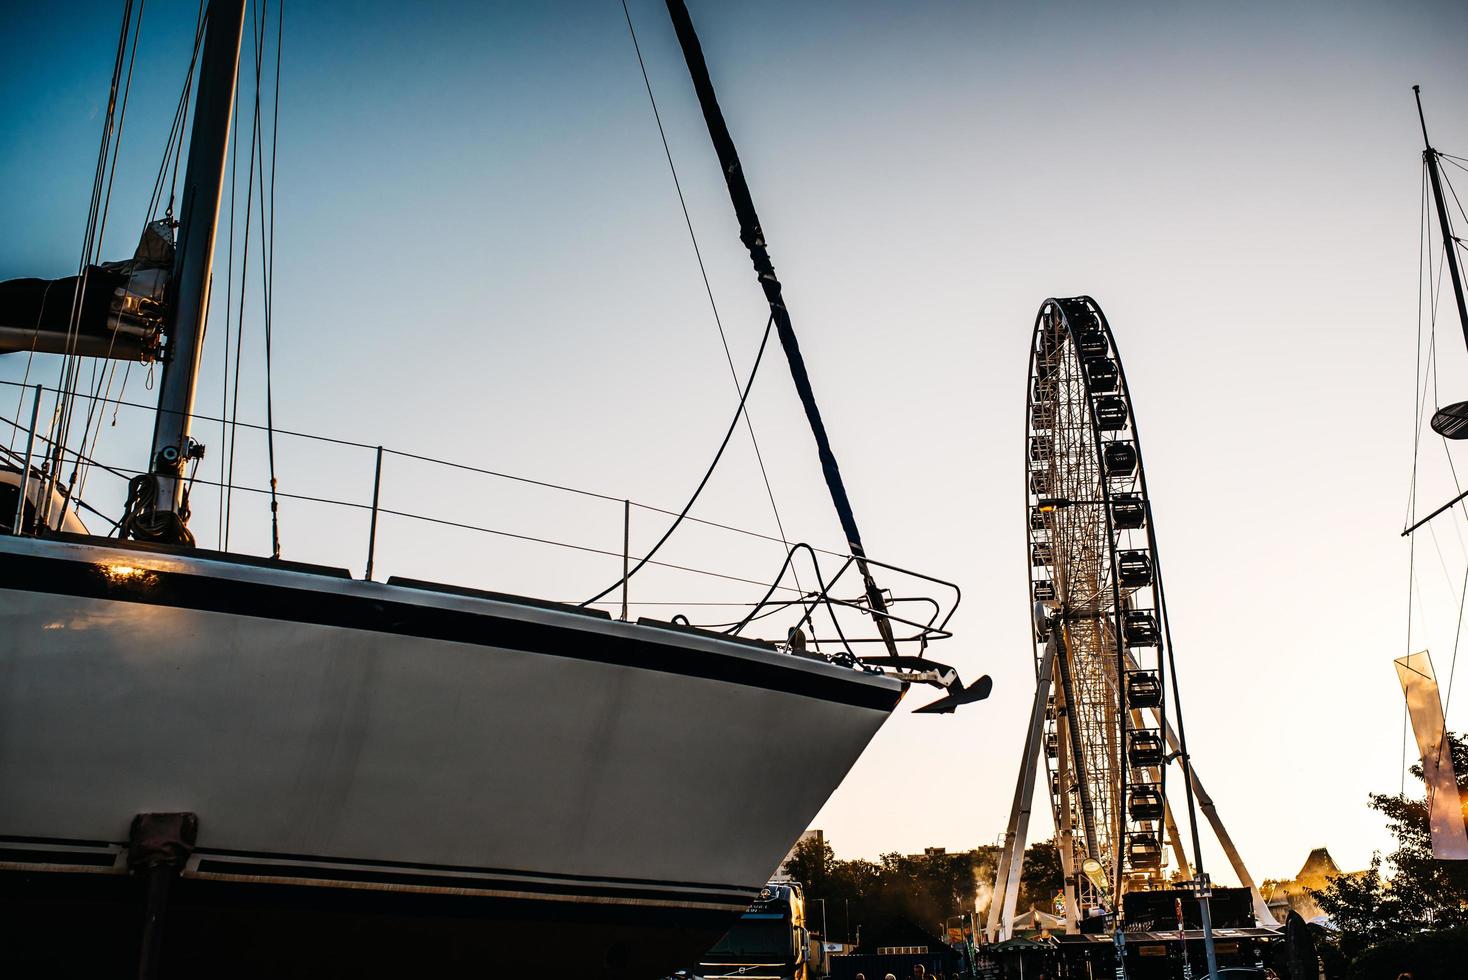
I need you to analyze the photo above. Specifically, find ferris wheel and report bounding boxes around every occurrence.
[986,296,1277,940]
[1027,299,1162,921]
[1026,295,1169,914]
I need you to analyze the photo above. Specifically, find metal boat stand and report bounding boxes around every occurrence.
[128,812,198,980]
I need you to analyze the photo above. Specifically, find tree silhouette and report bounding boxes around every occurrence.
[1314,731,1468,967]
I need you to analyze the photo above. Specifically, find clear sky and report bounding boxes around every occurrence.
[5,0,1468,886]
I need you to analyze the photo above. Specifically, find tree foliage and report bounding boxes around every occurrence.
[1018,837,1065,912]
[783,835,1068,942]
[1313,731,1468,974]
[783,835,994,942]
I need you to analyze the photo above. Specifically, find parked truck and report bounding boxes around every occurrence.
[697,880,827,980]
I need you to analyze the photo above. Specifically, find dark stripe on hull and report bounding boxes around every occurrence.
[0,835,758,897]
[191,859,748,907]
[2,867,732,979]
[0,548,902,711]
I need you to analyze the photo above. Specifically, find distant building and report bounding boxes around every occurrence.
[1261,847,1360,922]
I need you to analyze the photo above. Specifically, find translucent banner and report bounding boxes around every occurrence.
[1394,651,1468,860]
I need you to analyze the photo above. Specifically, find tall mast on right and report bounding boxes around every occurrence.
[1415,85,1468,352]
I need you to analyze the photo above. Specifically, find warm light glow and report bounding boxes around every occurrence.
[98,562,156,586]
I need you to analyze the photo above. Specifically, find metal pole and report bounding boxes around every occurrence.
[1415,86,1468,353]
[1197,875,1219,980]
[365,446,383,581]
[128,812,197,980]
[621,499,631,621]
[12,385,42,534]
[137,866,174,980]
[142,0,248,536]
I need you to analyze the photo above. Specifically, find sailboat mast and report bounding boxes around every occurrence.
[1415,85,1468,352]
[141,0,248,541]
[663,0,898,654]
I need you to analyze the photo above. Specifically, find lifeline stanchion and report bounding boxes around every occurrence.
[11,385,41,534]
[365,445,383,580]
[621,499,631,621]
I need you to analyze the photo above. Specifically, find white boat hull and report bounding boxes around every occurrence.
[0,535,903,976]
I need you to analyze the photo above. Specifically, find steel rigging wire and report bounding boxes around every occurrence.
[1404,141,1468,794]
[46,0,281,550]
[84,1,210,494]
[219,0,241,547]
[222,0,264,551]
[33,3,213,526]
[222,0,283,554]
[73,4,209,515]
[15,0,141,519]
[51,0,144,477]
[1,375,854,564]
[618,0,804,599]
[261,0,284,559]
[2,399,814,599]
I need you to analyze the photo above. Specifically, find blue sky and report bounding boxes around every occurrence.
[5,0,1468,882]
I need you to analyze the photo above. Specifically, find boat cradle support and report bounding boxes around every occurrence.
[128,811,198,980]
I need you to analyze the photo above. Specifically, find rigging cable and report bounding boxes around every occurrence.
[220,1,243,547]
[62,2,146,469]
[1428,176,1468,719]
[55,0,150,530]
[1443,159,1468,719]
[53,3,209,525]
[223,0,270,550]
[618,0,803,597]
[33,0,139,520]
[75,5,209,515]
[1437,165,1468,719]
[1,370,856,560]
[48,0,137,484]
[259,0,284,558]
[6,397,807,597]
[1437,162,1468,238]
[662,0,901,659]
[582,313,775,606]
[1407,142,1468,790]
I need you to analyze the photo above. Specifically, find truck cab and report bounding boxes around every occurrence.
[698,880,824,980]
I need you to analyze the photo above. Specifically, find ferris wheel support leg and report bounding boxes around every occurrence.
[987,632,1057,942]
[1146,704,1278,928]
[1188,771,1278,928]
